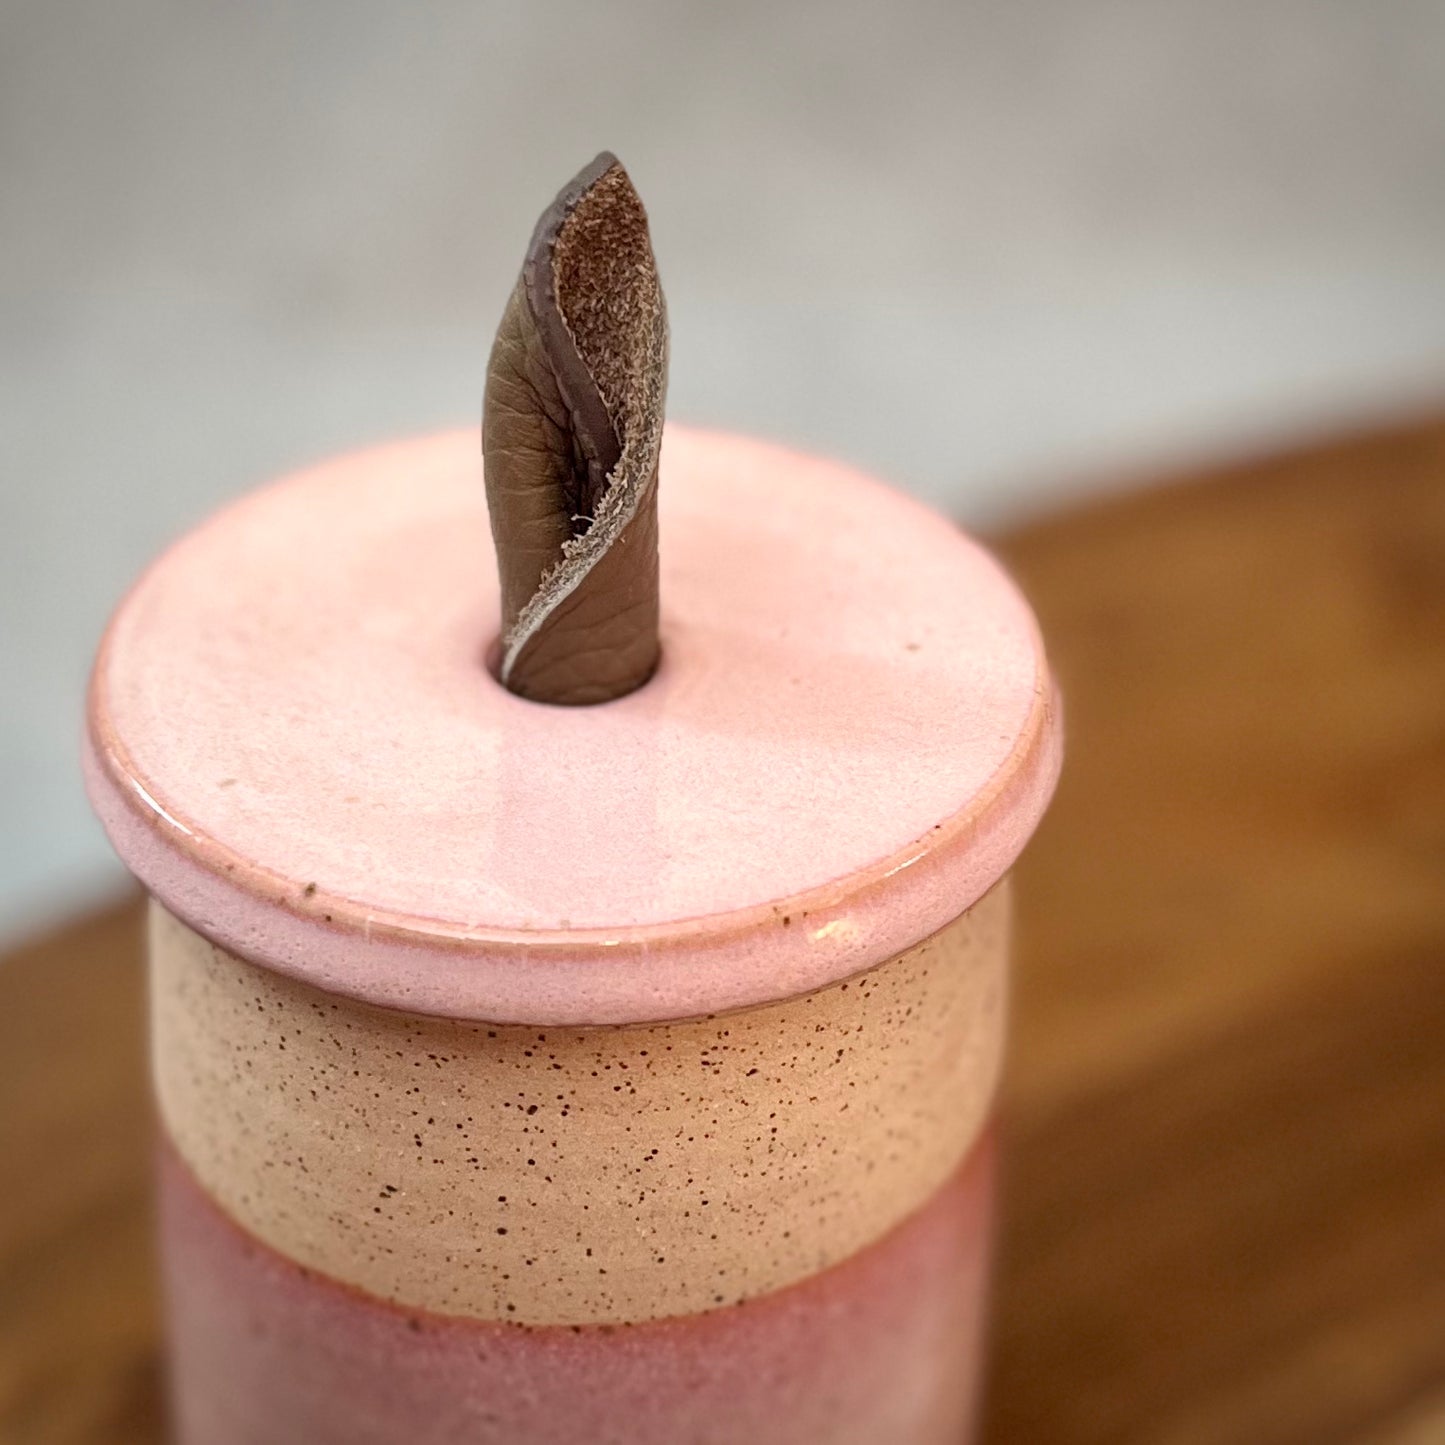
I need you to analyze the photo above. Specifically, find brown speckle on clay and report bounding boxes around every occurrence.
[150,883,1009,1327]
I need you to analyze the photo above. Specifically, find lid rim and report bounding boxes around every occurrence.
[85,676,1060,1024]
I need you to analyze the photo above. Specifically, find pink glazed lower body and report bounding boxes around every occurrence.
[160,1134,994,1445]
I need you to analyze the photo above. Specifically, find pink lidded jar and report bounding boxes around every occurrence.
[84,424,1059,1443]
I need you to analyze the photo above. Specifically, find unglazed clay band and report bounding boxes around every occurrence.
[152,885,1008,1327]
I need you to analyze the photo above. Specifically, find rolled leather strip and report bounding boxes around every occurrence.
[483,152,668,705]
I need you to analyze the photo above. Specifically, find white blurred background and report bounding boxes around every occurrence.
[4,0,1445,940]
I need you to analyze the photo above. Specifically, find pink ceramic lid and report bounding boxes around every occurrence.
[85,427,1060,1023]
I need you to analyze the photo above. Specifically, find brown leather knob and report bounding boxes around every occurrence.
[483,153,668,706]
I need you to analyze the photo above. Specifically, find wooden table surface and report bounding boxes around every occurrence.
[3,414,1443,1445]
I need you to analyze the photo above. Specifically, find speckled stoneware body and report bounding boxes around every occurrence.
[85,428,1060,1444]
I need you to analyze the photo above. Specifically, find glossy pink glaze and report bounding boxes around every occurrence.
[160,1134,994,1445]
[87,428,1059,1022]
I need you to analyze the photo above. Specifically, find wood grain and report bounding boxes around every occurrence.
[988,417,1445,1445]
[0,903,159,1444]
[3,413,1443,1444]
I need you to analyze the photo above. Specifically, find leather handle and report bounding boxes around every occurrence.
[483,153,668,706]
